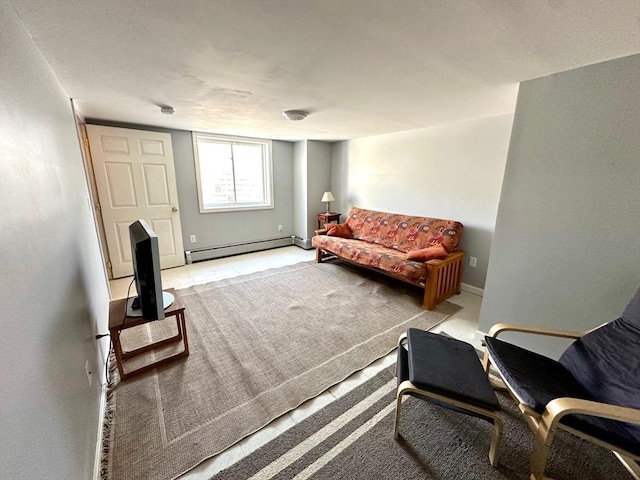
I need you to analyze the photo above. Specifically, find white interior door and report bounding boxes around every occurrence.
[87,125,185,278]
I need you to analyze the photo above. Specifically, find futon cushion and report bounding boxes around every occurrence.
[344,206,464,253]
[311,236,429,284]
[484,336,590,413]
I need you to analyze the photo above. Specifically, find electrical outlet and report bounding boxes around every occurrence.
[278,225,283,232]
[469,256,477,268]
[85,359,92,387]
[190,235,196,243]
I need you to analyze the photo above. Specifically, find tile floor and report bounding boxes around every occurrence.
[109,246,483,479]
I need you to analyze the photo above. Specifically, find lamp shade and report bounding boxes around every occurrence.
[321,191,335,203]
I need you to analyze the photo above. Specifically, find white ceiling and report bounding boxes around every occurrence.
[11,0,640,141]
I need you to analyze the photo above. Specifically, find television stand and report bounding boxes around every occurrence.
[125,291,175,317]
[108,288,189,381]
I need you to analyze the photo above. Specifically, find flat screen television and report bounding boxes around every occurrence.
[127,219,174,320]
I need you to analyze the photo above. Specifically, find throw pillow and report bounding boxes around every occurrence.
[407,244,448,261]
[326,222,353,238]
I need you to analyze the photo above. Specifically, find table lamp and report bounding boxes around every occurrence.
[321,191,335,213]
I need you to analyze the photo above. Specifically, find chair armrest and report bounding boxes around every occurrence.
[543,397,640,428]
[397,331,408,349]
[487,322,587,340]
[314,228,328,236]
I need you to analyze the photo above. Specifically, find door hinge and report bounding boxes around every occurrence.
[95,203,102,212]
[106,261,112,269]
[83,136,90,148]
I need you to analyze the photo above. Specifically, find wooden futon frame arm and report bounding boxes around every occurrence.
[423,250,465,310]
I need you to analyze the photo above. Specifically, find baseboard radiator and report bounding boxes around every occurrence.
[293,236,313,250]
[185,236,294,264]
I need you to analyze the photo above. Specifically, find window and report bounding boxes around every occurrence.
[192,133,273,213]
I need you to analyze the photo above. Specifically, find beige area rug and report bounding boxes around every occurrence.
[102,260,460,480]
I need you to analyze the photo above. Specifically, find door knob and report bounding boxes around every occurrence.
[172,207,178,212]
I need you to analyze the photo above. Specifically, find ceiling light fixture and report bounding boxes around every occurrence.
[160,106,175,115]
[282,109,309,121]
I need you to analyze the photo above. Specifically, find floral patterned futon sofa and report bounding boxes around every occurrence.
[311,207,465,310]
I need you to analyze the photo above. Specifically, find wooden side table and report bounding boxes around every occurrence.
[317,212,341,229]
[108,287,189,380]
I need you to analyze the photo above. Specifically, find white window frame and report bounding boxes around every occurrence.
[192,133,274,213]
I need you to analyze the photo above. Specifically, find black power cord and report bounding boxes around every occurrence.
[96,278,136,386]
[111,277,136,383]
[94,332,111,385]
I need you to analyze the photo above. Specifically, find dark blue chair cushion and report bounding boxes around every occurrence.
[484,336,590,413]
[485,288,640,457]
[559,319,640,411]
[621,288,640,327]
[559,315,640,456]
[397,330,499,423]
[407,329,500,411]
[561,411,640,457]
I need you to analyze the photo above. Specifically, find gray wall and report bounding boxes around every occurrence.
[331,114,514,289]
[293,140,307,239]
[0,1,110,478]
[85,121,296,250]
[306,140,333,237]
[479,54,640,359]
[176,134,294,248]
[292,140,333,243]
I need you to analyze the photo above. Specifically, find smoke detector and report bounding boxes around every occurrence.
[282,110,309,121]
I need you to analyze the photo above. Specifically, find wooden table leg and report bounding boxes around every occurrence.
[112,332,126,379]
[178,311,189,356]
[114,313,189,380]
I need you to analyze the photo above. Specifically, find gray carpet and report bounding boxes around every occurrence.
[102,260,458,480]
[212,366,632,480]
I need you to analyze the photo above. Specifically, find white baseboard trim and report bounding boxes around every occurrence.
[475,329,489,345]
[185,236,294,263]
[460,282,484,296]
[293,237,313,249]
[93,383,107,480]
